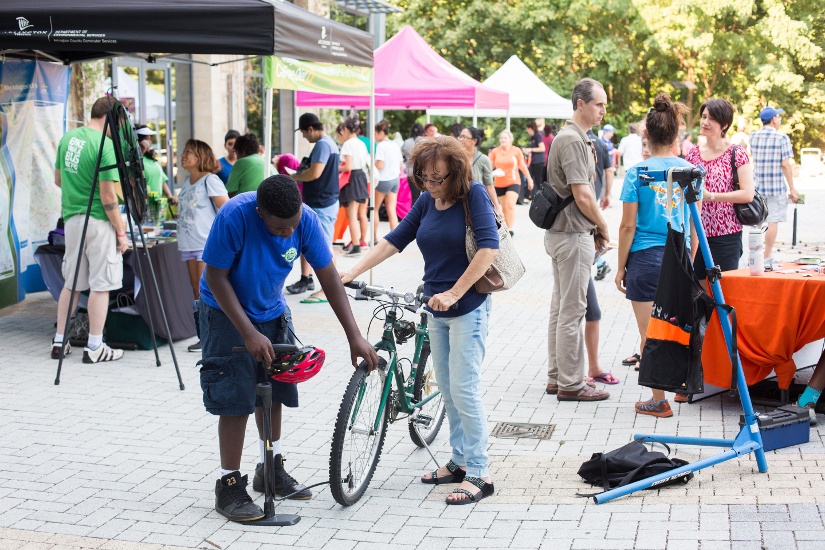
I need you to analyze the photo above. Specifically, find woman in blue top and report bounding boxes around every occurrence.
[615,93,700,418]
[340,136,500,505]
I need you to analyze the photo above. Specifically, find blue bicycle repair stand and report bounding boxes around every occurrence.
[594,166,768,504]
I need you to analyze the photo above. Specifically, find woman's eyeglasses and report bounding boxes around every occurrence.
[416,172,450,185]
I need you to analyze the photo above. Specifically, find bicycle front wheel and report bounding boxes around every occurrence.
[408,344,446,447]
[329,359,390,506]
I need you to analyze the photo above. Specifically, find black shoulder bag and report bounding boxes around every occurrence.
[528,182,575,229]
[730,145,769,226]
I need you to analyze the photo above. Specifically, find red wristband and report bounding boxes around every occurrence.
[116,232,126,237]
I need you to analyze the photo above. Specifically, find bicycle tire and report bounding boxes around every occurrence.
[408,344,446,447]
[329,359,389,506]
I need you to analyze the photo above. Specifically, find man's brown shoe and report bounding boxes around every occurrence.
[546,381,595,395]
[557,385,610,401]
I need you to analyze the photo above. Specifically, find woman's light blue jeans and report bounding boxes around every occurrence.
[428,295,492,478]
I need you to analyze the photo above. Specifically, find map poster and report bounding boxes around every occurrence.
[0,60,70,308]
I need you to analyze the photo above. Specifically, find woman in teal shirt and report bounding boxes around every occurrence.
[615,93,700,419]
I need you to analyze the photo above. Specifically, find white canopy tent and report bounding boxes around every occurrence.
[427,55,573,128]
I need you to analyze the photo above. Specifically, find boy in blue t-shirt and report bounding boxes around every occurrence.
[198,175,377,522]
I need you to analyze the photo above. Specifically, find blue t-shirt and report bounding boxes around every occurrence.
[385,182,499,318]
[199,194,333,323]
[620,156,699,253]
[217,157,233,184]
[302,135,340,209]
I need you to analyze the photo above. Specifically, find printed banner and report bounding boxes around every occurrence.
[264,56,371,95]
[0,60,70,307]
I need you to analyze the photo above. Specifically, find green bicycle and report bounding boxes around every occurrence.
[329,281,448,506]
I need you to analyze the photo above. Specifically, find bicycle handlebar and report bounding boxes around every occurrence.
[345,280,458,310]
[232,344,300,354]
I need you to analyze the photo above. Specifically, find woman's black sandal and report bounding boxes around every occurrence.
[445,476,495,505]
[421,460,466,485]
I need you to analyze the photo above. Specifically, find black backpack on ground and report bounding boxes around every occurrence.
[577,440,693,496]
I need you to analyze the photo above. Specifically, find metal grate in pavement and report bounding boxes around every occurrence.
[490,422,555,440]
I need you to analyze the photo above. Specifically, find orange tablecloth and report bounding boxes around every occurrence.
[702,265,825,389]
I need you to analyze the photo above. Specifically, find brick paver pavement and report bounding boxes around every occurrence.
[1,179,823,549]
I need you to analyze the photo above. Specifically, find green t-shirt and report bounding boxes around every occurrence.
[55,126,120,221]
[143,156,168,196]
[225,154,265,195]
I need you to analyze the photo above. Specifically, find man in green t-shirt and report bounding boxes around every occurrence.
[225,133,266,197]
[52,96,128,364]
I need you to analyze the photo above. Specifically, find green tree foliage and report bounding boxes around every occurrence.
[387,0,824,152]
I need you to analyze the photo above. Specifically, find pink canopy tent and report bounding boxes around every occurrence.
[295,26,509,110]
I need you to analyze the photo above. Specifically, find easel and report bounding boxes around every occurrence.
[595,166,768,504]
[54,100,184,390]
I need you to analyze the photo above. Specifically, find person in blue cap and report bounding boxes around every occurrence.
[749,106,799,270]
[600,124,616,153]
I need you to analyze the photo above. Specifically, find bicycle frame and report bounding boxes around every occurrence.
[349,296,436,433]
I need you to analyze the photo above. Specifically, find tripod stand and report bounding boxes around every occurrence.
[594,166,768,504]
[54,101,184,390]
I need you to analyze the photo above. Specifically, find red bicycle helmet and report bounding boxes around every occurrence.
[269,346,325,384]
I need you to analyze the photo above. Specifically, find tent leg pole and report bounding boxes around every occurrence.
[263,84,273,178]
[369,74,376,285]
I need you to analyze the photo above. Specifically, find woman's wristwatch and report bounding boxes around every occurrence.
[708,191,715,202]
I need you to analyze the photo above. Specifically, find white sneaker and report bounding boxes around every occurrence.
[82,343,124,363]
[763,258,774,271]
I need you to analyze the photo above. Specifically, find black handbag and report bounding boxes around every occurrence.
[730,145,769,226]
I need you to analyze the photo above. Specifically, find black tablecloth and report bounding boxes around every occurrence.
[34,241,196,341]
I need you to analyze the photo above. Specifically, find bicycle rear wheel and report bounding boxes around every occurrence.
[408,344,446,447]
[329,359,389,506]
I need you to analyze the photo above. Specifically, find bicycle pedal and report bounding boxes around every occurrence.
[413,414,433,427]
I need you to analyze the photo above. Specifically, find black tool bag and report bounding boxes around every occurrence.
[577,440,693,495]
[638,224,716,395]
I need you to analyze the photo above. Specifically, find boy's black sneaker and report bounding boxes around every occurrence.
[214,471,264,522]
[51,340,71,359]
[286,275,315,294]
[252,454,312,500]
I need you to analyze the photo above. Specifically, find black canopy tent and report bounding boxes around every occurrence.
[2,0,380,283]
[0,0,374,68]
[0,0,376,193]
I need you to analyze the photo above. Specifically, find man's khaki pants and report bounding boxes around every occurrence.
[545,230,594,391]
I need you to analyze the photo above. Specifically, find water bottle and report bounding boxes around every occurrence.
[748,228,764,276]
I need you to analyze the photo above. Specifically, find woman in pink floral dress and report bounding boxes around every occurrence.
[684,99,755,280]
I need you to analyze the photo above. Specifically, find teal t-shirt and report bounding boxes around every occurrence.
[55,126,120,221]
[143,156,168,196]
[225,154,265,195]
[619,156,698,252]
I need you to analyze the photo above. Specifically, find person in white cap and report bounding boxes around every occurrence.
[749,106,799,270]
[135,125,176,204]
